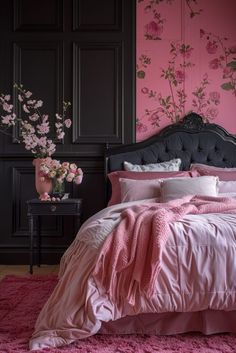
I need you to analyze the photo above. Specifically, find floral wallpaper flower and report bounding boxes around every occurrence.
[136,0,236,141]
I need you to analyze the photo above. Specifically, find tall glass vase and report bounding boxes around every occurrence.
[52,178,65,195]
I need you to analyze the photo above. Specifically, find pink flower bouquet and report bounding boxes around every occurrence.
[39,158,83,201]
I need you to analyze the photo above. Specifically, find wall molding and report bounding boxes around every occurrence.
[13,0,63,31]
[72,41,123,144]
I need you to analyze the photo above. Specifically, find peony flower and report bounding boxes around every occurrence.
[66,172,75,182]
[209,91,220,105]
[51,159,61,169]
[69,164,77,174]
[145,21,163,40]
[74,175,83,184]
[207,107,218,118]
[62,162,70,169]
[209,58,221,69]
[39,158,83,190]
[48,170,56,178]
[206,41,218,54]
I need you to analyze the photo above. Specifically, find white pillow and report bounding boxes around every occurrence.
[123,158,181,172]
[219,180,236,193]
[119,178,161,202]
[160,176,219,202]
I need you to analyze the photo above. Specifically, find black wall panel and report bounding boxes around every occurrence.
[14,0,63,31]
[0,0,135,264]
[73,0,121,31]
[73,42,122,143]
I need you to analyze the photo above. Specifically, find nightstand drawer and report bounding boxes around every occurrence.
[28,200,82,216]
[31,202,79,216]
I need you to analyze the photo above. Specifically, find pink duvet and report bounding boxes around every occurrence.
[30,196,236,350]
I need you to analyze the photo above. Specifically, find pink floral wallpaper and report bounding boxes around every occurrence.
[136,0,236,141]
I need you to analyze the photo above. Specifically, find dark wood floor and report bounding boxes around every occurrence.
[0,265,59,280]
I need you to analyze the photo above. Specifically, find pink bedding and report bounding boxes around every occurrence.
[29,196,236,350]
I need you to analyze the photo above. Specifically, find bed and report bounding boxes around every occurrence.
[29,113,236,350]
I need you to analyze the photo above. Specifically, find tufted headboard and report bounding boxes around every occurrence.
[105,113,236,200]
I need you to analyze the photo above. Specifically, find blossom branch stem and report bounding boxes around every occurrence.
[168,80,178,120]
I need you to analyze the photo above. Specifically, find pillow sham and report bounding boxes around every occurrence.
[123,158,181,172]
[160,175,219,202]
[119,178,161,203]
[107,170,194,206]
[190,163,236,181]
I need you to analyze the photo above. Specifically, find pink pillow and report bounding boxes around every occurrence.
[119,178,161,203]
[190,163,236,181]
[108,170,195,206]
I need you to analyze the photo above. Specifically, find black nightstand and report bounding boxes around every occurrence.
[27,198,83,274]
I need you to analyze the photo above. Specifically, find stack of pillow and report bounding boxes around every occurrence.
[107,159,236,206]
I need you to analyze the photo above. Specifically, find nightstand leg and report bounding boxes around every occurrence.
[28,215,34,274]
[37,216,41,267]
[75,216,81,236]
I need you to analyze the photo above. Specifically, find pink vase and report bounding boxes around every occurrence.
[33,158,52,196]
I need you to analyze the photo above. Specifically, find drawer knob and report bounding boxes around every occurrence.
[50,205,57,212]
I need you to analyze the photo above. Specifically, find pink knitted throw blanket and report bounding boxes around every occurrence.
[92,196,236,305]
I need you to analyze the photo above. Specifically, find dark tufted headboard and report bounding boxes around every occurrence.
[105,113,236,200]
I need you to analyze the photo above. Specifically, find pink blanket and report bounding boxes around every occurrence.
[93,195,236,305]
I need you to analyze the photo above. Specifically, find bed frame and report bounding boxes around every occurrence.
[105,112,236,200]
[102,112,236,335]
[106,112,236,172]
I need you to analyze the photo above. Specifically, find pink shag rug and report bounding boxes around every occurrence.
[0,275,236,353]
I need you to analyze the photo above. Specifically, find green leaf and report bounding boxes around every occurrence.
[137,70,145,79]
[227,61,236,70]
[221,82,234,90]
